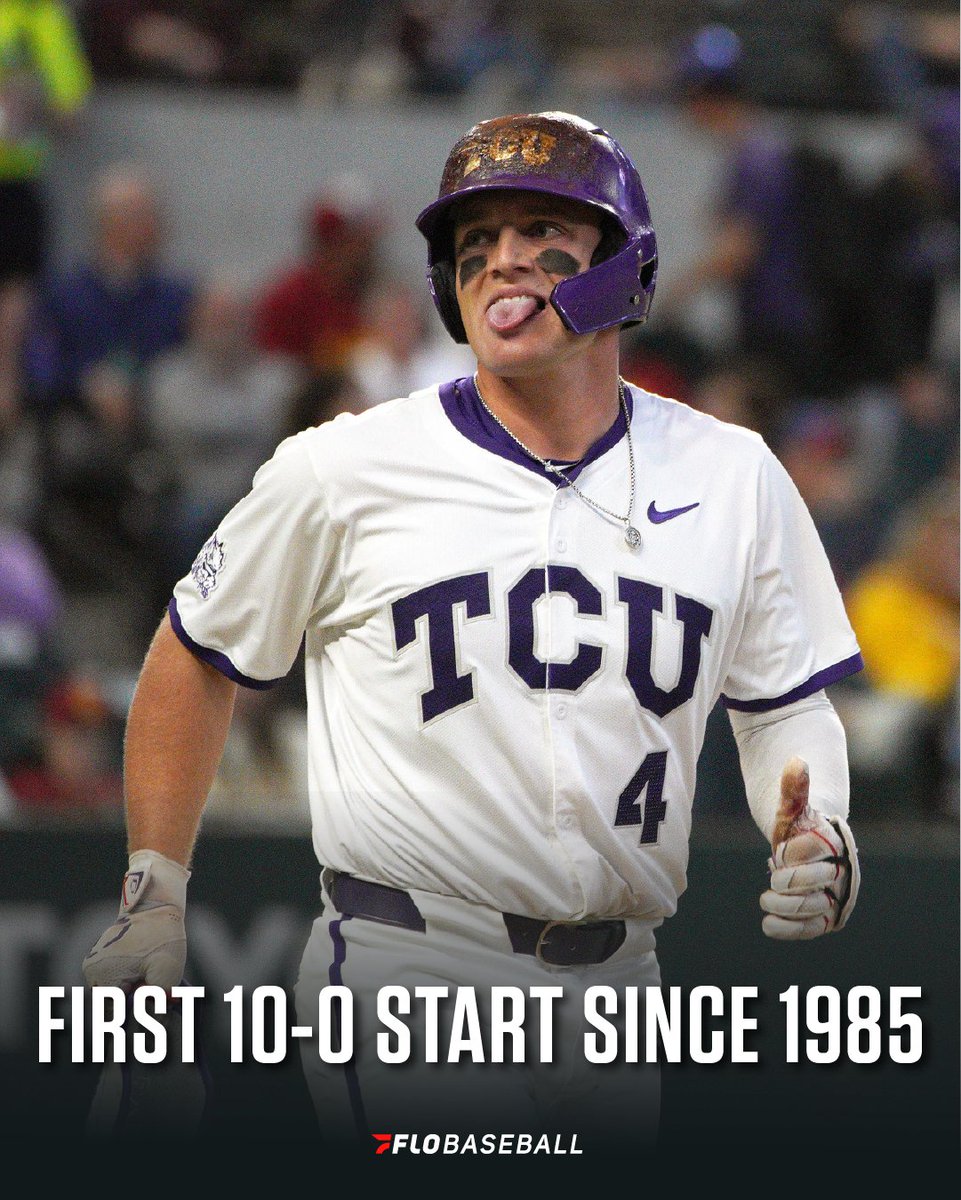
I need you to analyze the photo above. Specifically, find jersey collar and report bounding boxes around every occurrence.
[439,376,633,485]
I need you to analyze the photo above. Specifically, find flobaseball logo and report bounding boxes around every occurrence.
[372,1132,582,1156]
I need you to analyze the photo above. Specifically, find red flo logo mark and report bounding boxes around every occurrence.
[372,1134,393,1155]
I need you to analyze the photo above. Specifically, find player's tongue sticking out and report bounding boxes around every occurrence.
[487,295,541,332]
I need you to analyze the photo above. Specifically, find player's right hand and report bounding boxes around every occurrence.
[83,850,190,992]
[760,757,860,941]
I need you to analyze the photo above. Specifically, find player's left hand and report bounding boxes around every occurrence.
[760,756,860,940]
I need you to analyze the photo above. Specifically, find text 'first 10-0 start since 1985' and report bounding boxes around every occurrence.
[37,983,924,1067]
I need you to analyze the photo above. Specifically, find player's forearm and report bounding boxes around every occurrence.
[124,615,237,866]
[728,691,850,843]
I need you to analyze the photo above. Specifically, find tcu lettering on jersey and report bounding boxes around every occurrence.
[390,567,714,724]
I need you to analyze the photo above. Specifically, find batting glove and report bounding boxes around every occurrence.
[760,757,860,941]
[83,850,190,991]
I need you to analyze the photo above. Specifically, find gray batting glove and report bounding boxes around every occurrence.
[760,757,860,940]
[83,850,191,991]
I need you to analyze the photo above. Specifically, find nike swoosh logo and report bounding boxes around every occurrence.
[647,500,700,524]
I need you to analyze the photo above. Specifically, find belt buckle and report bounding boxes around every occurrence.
[535,919,577,964]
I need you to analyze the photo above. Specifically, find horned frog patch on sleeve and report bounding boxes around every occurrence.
[190,534,226,599]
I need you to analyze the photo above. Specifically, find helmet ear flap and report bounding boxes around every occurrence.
[427,261,468,343]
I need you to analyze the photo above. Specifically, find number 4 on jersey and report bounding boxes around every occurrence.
[614,750,668,844]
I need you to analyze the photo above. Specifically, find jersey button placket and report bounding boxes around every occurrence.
[552,485,573,555]
[546,491,582,860]
[549,693,580,848]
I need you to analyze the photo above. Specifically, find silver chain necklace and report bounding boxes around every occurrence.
[473,374,642,549]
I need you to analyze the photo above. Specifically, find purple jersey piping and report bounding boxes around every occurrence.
[167,597,281,690]
[439,376,633,483]
[721,652,864,712]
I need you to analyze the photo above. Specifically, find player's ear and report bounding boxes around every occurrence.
[428,260,469,343]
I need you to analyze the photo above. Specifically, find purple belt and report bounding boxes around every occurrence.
[322,869,626,966]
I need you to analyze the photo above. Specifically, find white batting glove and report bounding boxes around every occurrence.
[760,756,860,941]
[83,850,190,991]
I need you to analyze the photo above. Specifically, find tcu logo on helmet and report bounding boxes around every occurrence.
[392,566,714,725]
[461,128,557,176]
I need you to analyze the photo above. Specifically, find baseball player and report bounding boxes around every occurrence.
[83,112,863,1151]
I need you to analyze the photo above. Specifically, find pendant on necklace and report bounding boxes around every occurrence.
[625,525,642,549]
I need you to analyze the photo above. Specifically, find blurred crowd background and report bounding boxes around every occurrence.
[0,0,957,835]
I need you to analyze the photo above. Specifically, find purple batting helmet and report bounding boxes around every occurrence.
[415,111,658,342]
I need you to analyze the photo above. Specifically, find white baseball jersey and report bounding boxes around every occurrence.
[171,378,862,925]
